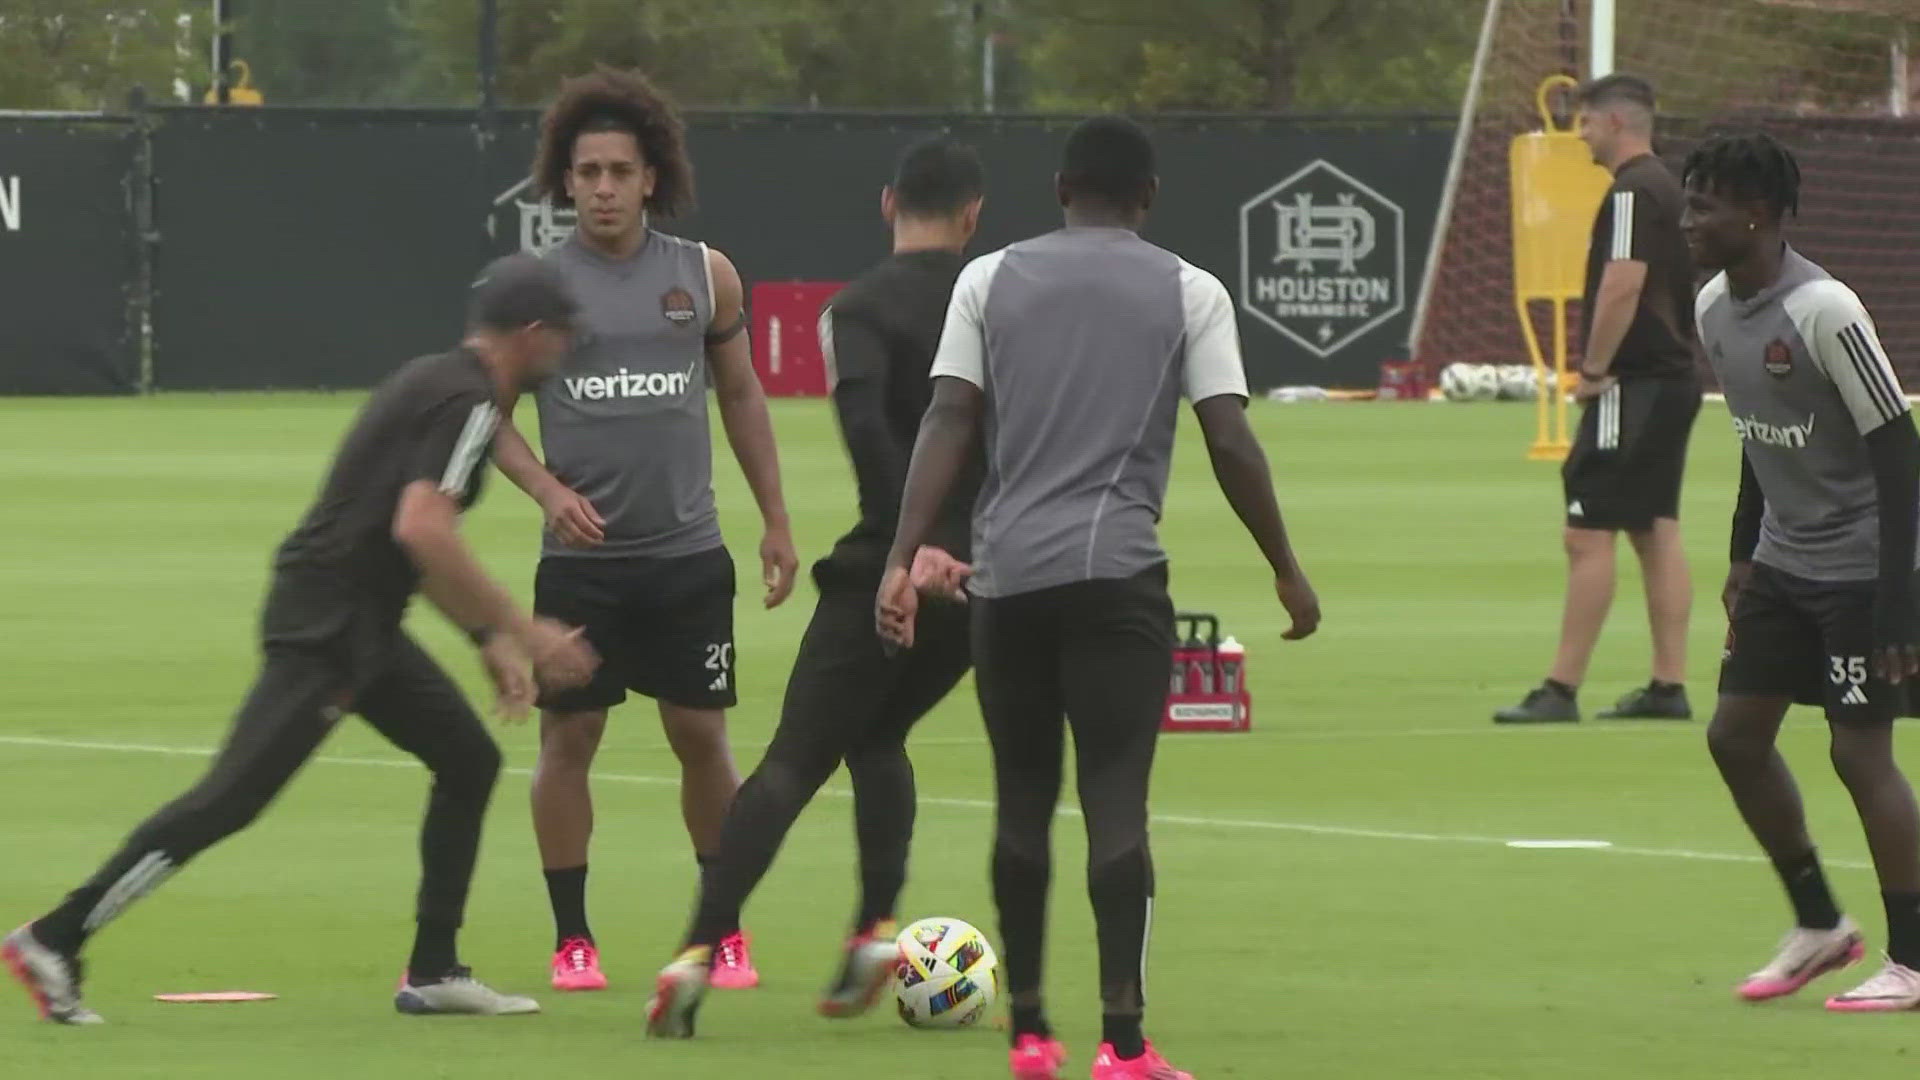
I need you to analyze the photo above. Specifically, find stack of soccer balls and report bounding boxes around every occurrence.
[892,916,1002,1029]
[1438,362,1539,403]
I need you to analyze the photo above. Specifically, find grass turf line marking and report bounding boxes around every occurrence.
[0,733,1868,872]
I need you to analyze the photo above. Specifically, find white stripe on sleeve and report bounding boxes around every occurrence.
[438,402,499,496]
[1610,191,1636,261]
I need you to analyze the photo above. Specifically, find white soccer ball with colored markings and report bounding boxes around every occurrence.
[893,917,1001,1029]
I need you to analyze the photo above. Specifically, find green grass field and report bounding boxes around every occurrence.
[4,392,1915,1078]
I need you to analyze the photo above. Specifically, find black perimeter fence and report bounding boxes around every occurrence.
[0,106,1454,395]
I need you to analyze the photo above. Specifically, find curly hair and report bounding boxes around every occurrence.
[531,65,695,217]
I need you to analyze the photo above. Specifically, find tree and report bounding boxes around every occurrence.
[0,0,205,110]
[229,0,412,105]
[1005,0,1481,113]
[401,0,968,110]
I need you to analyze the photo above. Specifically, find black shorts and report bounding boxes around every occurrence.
[533,547,737,712]
[1720,562,1912,724]
[971,563,1176,754]
[1562,374,1701,531]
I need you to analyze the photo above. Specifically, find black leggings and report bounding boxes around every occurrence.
[689,585,971,944]
[37,634,501,951]
[974,564,1173,1017]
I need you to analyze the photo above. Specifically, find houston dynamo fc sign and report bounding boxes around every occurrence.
[1239,160,1405,359]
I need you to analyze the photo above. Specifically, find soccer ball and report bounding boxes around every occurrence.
[893,917,1001,1029]
[1497,364,1538,401]
[1440,362,1502,403]
[1438,362,1476,402]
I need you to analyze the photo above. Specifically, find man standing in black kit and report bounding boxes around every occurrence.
[4,253,598,1025]
[1496,74,1704,724]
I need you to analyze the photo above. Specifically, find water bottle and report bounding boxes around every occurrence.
[1217,636,1245,695]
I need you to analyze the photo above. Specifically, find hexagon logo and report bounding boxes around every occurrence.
[1239,159,1405,359]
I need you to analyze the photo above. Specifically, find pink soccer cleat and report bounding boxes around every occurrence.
[710,930,759,990]
[644,947,710,1039]
[1009,1033,1068,1080]
[1736,917,1864,1001]
[550,936,607,992]
[1090,1040,1193,1080]
[818,921,901,1018]
[1826,956,1920,1012]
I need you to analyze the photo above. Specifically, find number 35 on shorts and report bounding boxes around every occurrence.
[1830,656,1868,686]
[705,642,735,693]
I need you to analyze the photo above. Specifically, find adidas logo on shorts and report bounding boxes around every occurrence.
[1841,685,1870,706]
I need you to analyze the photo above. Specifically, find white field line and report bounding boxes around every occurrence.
[0,733,1868,872]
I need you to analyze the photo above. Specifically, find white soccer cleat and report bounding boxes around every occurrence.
[2,924,103,1025]
[394,967,540,1016]
[1736,916,1864,1001]
[644,948,710,1038]
[1826,956,1920,1012]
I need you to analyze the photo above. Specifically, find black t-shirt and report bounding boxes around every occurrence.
[814,249,985,591]
[273,348,499,620]
[1582,153,1697,379]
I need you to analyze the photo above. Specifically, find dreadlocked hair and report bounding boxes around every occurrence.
[531,65,695,217]
[1680,130,1802,220]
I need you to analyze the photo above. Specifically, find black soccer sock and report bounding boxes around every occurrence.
[1102,1014,1146,1059]
[1773,849,1843,930]
[1088,842,1155,1018]
[1010,1003,1052,1044]
[544,865,592,947]
[696,853,742,938]
[848,744,915,932]
[1544,678,1578,699]
[1885,892,1920,969]
[1651,680,1684,694]
[408,918,460,981]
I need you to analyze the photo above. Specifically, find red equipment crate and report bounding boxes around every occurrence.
[750,281,844,397]
[1164,612,1251,733]
[1377,359,1432,401]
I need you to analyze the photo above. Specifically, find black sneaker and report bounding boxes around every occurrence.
[1597,682,1692,720]
[1493,683,1579,724]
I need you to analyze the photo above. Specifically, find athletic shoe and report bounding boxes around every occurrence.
[1493,683,1579,724]
[1736,917,1865,1001]
[551,936,607,992]
[394,966,540,1016]
[2,924,102,1025]
[710,930,759,990]
[1009,1033,1068,1079]
[645,947,710,1038]
[1826,956,1920,1012]
[1598,682,1692,720]
[818,920,901,1018]
[1090,1040,1192,1080]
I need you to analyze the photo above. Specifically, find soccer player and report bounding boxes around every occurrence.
[2,253,599,1024]
[1685,130,1920,1010]
[496,66,799,993]
[875,116,1320,1080]
[1496,74,1703,724]
[643,135,987,1038]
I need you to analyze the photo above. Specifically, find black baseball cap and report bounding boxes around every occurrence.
[467,252,579,334]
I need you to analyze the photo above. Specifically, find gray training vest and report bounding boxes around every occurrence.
[536,230,723,560]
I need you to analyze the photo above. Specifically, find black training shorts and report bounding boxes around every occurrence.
[533,546,737,712]
[1720,561,1912,724]
[1562,373,1702,531]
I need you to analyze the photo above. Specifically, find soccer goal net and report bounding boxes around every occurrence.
[1412,0,1920,387]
